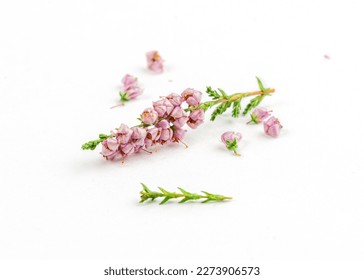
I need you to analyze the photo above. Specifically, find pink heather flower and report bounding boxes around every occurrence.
[249,107,271,124]
[153,98,174,117]
[159,128,173,143]
[181,88,202,106]
[173,128,187,142]
[221,131,242,144]
[263,116,282,137]
[131,127,147,147]
[115,124,133,145]
[156,120,173,144]
[145,127,161,148]
[146,50,164,73]
[170,106,188,128]
[120,74,143,101]
[187,109,205,129]
[166,93,183,106]
[221,131,242,156]
[122,74,138,87]
[155,119,170,129]
[101,138,120,160]
[141,107,158,125]
[119,143,134,157]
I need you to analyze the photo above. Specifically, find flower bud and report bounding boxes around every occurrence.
[249,107,271,124]
[187,109,205,129]
[146,50,164,73]
[181,88,202,106]
[263,117,282,137]
[141,108,158,125]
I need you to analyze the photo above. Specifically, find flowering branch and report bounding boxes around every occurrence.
[139,183,232,204]
[81,77,275,162]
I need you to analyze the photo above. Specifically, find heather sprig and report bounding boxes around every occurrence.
[139,183,232,204]
[82,77,275,162]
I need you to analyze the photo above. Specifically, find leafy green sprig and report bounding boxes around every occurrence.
[195,77,274,121]
[139,183,232,204]
[81,134,110,150]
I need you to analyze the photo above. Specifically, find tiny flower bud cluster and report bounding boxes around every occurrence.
[119,74,143,101]
[101,89,205,161]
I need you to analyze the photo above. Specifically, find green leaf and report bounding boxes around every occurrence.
[179,197,190,203]
[210,101,232,121]
[232,99,242,118]
[256,77,265,92]
[217,88,228,99]
[206,86,220,100]
[178,187,190,196]
[141,183,151,193]
[160,197,171,205]
[242,95,264,116]
[158,187,169,195]
[119,92,129,102]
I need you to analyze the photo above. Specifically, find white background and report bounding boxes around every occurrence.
[1,0,363,267]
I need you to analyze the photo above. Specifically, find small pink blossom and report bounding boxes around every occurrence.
[173,128,187,142]
[122,74,138,87]
[166,93,183,106]
[249,107,271,124]
[101,138,120,160]
[141,108,158,125]
[145,127,161,148]
[153,98,174,117]
[187,109,205,129]
[181,88,202,106]
[156,120,173,143]
[119,143,134,157]
[131,127,147,148]
[221,131,242,156]
[120,74,143,101]
[221,131,242,144]
[115,124,133,144]
[146,50,164,73]
[263,117,282,137]
[170,106,188,128]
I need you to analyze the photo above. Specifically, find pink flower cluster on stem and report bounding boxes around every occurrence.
[101,89,205,162]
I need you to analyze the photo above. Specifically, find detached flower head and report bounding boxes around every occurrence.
[249,107,271,124]
[120,74,143,102]
[146,50,164,73]
[264,116,282,137]
[221,131,242,156]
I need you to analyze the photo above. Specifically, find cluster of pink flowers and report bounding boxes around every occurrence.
[146,51,164,73]
[249,107,282,137]
[119,74,143,101]
[101,89,205,161]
